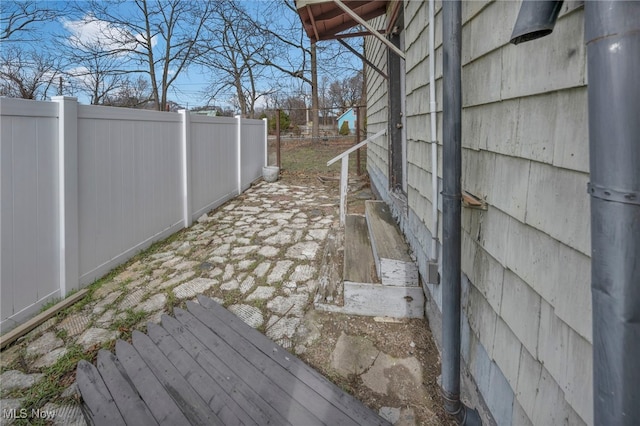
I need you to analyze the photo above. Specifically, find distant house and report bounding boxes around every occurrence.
[336,108,356,134]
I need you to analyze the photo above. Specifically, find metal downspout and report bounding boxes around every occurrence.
[429,0,439,260]
[441,0,481,424]
[585,2,640,424]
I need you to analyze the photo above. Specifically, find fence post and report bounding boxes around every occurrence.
[263,117,268,167]
[53,96,79,296]
[236,115,242,194]
[179,110,192,227]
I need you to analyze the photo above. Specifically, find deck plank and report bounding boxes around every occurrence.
[160,314,289,425]
[146,322,257,426]
[75,360,126,426]
[78,297,390,426]
[196,296,391,426]
[95,350,158,426]
[174,307,326,426]
[114,340,191,426]
[131,331,221,425]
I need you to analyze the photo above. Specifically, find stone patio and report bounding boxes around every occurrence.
[0,179,434,426]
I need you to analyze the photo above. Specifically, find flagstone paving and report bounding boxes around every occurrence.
[0,181,341,425]
[0,178,448,426]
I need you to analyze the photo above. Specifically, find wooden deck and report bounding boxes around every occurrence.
[76,295,390,426]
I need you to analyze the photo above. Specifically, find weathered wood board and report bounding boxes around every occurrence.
[365,201,419,287]
[76,296,391,426]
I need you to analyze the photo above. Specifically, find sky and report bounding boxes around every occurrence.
[1,0,362,111]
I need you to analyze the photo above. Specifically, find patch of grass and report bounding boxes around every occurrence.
[222,289,242,307]
[39,298,61,313]
[13,344,91,425]
[165,290,177,314]
[280,138,366,177]
[248,298,267,311]
[110,309,147,341]
[55,329,68,340]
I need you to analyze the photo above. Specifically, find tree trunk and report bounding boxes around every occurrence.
[311,43,319,140]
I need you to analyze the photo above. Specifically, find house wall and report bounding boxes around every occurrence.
[364,16,390,199]
[365,1,592,424]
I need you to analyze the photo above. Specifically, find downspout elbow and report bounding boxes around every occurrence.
[442,392,483,426]
[510,0,564,45]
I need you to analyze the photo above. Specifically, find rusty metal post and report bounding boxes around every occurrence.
[276,109,281,169]
[356,106,361,175]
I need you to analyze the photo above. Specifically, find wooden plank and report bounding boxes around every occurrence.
[1,289,88,349]
[344,215,378,284]
[114,340,191,426]
[95,350,158,426]
[343,282,425,318]
[159,314,289,426]
[75,360,126,426]
[365,201,418,286]
[191,298,390,426]
[173,307,325,426]
[130,331,221,426]
[146,322,256,426]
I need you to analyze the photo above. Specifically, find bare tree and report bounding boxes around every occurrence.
[198,1,272,118]
[0,47,62,99]
[79,0,215,110]
[60,31,129,105]
[328,71,363,112]
[255,1,355,139]
[1,1,62,42]
[104,75,153,108]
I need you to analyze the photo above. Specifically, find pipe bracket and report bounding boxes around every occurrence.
[587,182,640,206]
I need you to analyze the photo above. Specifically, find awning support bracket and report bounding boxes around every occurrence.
[337,39,389,79]
[332,0,406,59]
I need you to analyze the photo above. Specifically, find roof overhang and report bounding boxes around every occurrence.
[296,0,404,58]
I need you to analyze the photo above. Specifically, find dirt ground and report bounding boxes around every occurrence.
[277,138,454,425]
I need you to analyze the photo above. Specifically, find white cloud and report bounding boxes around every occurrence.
[62,15,157,53]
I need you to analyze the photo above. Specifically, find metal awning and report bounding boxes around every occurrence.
[296,0,404,59]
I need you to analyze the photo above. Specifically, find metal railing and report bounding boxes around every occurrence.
[326,129,387,225]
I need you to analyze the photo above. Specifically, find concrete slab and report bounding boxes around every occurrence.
[330,332,379,377]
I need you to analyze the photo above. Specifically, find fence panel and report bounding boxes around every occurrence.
[241,119,266,190]
[1,99,60,331]
[77,106,183,285]
[190,116,238,218]
[1,101,267,332]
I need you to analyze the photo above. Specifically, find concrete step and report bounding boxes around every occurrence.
[365,201,419,287]
[342,282,424,318]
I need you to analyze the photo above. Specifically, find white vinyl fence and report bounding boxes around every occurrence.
[1,97,267,332]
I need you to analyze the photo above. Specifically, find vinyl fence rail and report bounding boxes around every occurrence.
[1,97,267,332]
